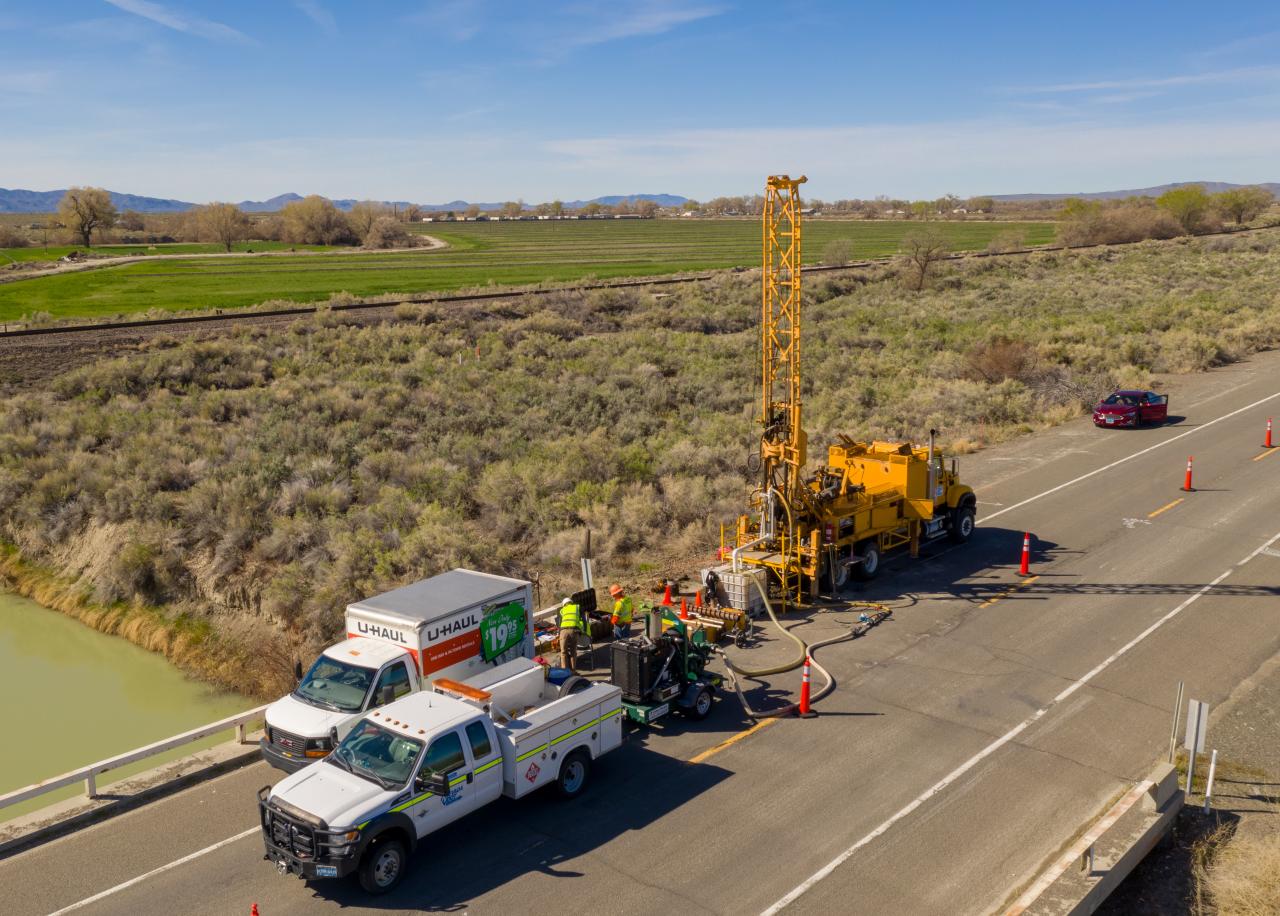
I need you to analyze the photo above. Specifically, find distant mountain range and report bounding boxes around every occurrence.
[991,181,1280,202]
[0,188,690,214]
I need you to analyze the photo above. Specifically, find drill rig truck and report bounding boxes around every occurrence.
[729,176,976,605]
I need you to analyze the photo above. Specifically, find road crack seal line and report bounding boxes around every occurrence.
[760,526,1280,915]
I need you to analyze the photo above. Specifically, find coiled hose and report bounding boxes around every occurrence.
[716,578,892,719]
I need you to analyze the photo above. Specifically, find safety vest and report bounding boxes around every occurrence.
[559,602,584,632]
[613,596,633,624]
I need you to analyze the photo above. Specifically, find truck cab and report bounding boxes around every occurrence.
[261,639,418,772]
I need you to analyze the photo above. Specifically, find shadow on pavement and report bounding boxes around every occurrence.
[310,742,732,911]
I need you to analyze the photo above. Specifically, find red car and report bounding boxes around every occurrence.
[1093,389,1169,428]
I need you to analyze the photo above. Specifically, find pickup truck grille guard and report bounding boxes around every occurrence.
[257,786,355,864]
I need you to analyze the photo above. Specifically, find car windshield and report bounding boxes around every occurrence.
[294,656,374,713]
[333,721,423,788]
[1103,394,1136,407]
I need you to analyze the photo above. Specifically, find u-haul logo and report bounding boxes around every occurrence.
[425,614,478,646]
[353,620,407,643]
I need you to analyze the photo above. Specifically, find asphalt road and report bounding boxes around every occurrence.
[8,350,1280,916]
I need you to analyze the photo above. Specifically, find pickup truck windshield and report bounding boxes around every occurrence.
[294,657,374,713]
[334,721,423,788]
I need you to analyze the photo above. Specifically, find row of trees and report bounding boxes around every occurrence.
[48,188,416,249]
[1058,185,1274,246]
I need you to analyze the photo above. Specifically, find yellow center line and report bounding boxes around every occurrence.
[1148,497,1184,518]
[688,717,777,764]
[978,575,1039,609]
[1253,448,1279,462]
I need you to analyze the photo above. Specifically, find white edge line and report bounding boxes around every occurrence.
[982,389,1280,523]
[760,528,1275,915]
[46,826,258,916]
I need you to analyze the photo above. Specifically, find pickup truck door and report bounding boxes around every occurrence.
[404,729,473,839]
[1140,393,1168,423]
[464,720,504,806]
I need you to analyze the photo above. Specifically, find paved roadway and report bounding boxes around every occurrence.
[8,351,1280,916]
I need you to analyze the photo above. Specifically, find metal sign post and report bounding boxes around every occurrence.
[1167,681,1185,763]
[1184,699,1209,794]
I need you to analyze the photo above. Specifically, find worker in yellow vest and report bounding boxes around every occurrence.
[609,584,633,641]
[558,598,586,673]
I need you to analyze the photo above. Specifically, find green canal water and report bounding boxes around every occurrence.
[0,591,250,821]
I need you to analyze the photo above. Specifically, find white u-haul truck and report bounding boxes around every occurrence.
[260,569,535,773]
[260,656,623,893]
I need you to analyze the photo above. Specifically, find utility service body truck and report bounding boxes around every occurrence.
[261,569,536,772]
[260,656,623,893]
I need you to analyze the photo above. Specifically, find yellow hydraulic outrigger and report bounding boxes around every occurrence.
[733,175,977,607]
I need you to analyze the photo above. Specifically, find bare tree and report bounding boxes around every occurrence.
[550,199,564,217]
[364,216,410,248]
[635,199,658,218]
[501,200,523,218]
[403,204,423,223]
[194,202,250,251]
[823,238,855,265]
[117,209,146,231]
[348,201,389,239]
[58,186,117,247]
[465,204,481,218]
[900,226,949,290]
[281,195,354,245]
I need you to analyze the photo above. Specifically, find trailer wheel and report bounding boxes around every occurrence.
[827,548,851,592]
[853,541,881,581]
[684,687,713,721]
[357,836,407,895]
[949,505,975,544]
[556,749,591,799]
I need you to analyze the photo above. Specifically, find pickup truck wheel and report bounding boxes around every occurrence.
[556,750,591,799]
[852,541,880,581]
[949,505,976,544]
[358,837,407,895]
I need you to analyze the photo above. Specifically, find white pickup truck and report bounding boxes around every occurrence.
[259,656,623,893]
[261,569,535,772]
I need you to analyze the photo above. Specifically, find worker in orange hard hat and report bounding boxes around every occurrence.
[609,584,634,640]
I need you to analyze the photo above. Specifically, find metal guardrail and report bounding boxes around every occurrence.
[0,704,269,813]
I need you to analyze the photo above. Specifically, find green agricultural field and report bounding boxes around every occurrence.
[0,219,1056,322]
[0,240,332,263]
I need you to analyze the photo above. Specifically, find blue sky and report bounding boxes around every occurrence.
[3,1,1280,202]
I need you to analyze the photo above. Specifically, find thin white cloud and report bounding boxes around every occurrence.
[409,0,484,42]
[1,69,58,94]
[103,0,252,44]
[1192,30,1280,66]
[564,0,726,48]
[1018,65,1280,94]
[293,0,337,36]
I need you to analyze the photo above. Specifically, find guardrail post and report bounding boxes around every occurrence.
[1079,844,1094,875]
[236,722,246,743]
[84,772,97,799]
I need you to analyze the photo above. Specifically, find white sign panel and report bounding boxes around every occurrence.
[1184,699,1209,754]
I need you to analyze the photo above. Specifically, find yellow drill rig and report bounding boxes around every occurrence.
[730,175,976,606]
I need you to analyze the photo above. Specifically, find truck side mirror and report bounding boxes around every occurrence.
[379,685,395,707]
[293,660,304,682]
[416,771,450,795]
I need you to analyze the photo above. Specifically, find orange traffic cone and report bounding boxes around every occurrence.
[251,906,260,916]
[1018,532,1031,576]
[694,588,703,609]
[679,597,689,620]
[1265,418,1273,449]
[661,582,674,605]
[1182,456,1194,492]
[798,655,816,718]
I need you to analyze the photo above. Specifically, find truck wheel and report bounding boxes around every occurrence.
[949,505,975,544]
[684,687,713,721]
[827,549,851,592]
[358,836,407,895]
[557,675,591,698]
[556,750,591,799]
[853,541,881,581]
